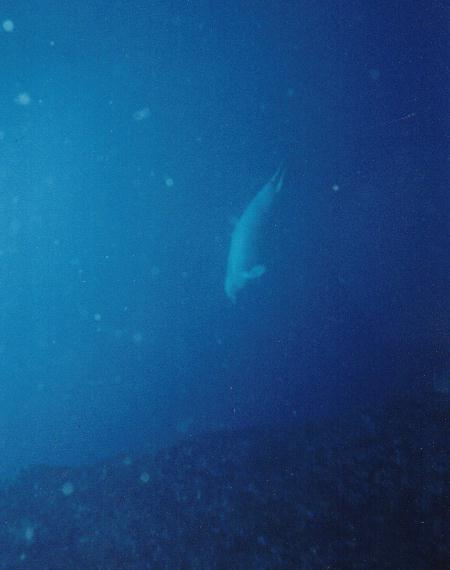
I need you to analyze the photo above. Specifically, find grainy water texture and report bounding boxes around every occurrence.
[0,1,447,568]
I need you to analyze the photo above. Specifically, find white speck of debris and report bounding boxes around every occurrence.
[132,107,150,121]
[140,472,150,483]
[123,456,133,466]
[2,19,14,32]
[61,481,74,496]
[24,526,34,542]
[132,332,143,345]
[113,330,124,341]
[93,313,101,322]
[332,184,340,192]
[164,177,174,188]
[15,92,31,106]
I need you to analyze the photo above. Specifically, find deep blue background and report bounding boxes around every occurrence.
[0,0,447,477]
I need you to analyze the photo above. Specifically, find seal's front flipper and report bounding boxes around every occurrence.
[245,265,266,280]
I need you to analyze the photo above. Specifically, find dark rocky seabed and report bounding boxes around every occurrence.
[0,388,448,569]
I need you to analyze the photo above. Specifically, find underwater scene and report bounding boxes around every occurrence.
[0,0,448,568]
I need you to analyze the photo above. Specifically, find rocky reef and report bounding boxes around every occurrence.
[0,389,448,569]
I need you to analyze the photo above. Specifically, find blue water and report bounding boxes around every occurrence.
[0,1,447,478]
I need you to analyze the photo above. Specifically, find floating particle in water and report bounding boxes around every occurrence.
[123,455,133,466]
[61,481,74,496]
[132,107,150,121]
[113,329,124,340]
[150,265,160,277]
[132,331,143,345]
[257,535,267,547]
[24,526,35,543]
[93,313,102,322]
[15,92,31,106]
[286,87,295,98]
[2,20,14,32]
[164,177,174,188]
[140,472,150,483]
[332,184,340,193]
[369,68,380,81]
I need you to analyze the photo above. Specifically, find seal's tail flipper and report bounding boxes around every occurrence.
[270,161,287,193]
